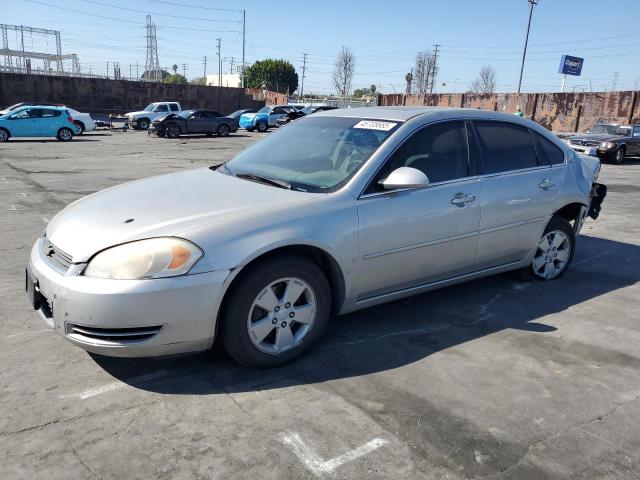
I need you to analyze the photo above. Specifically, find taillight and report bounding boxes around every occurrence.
[67,116,75,124]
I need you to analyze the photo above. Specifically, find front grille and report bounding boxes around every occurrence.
[43,239,73,272]
[572,140,600,147]
[66,323,162,343]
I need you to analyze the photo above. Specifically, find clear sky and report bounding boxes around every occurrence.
[3,0,639,94]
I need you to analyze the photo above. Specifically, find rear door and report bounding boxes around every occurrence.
[472,120,562,269]
[40,108,63,136]
[355,120,481,299]
[203,111,222,133]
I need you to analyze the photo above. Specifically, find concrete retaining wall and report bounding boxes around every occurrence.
[379,91,640,132]
[0,73,288,115]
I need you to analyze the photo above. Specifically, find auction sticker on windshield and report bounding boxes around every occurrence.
[353,120,397,131]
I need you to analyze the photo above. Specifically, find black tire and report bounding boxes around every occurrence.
[56,127,74,142]
[514,216,576,282]
[221,255,331,368]
[257,122,268,133]
[138,118,150,130]
[613,146,626,164]
[217,124,230,136]
[245,127,255,132]
[0,128,9,142]
[165,124,181,139]
[74,121,85,135]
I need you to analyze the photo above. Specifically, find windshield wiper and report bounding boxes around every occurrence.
[235,173,291,190]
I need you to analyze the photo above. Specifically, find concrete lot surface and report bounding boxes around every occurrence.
[1,130,639,479]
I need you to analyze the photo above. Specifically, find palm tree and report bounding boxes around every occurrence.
[172,64,178,75]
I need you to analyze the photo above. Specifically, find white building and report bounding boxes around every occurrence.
[206,73,241,88]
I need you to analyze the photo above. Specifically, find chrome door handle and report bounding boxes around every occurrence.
[539,179,556,190]
[451,193,476,206]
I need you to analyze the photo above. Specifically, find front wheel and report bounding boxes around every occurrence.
[165,124,181,138]
[0,128,9,142]
[257,122,269,133]
[221,256,331,368]
[56,127,74,142]
[137,118,150,130]
[516,216,575,281]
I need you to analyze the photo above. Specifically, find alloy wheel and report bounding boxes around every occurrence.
[0,130,8,142]
[218,124,230,136]
[167,125,180,138]
[532,230,571,280]
[247,277,317,354]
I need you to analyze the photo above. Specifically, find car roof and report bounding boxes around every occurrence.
[313,106,552,124]
[13,105,68,111]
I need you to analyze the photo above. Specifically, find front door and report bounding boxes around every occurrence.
[355,120,481,300]
[9,108,41,136]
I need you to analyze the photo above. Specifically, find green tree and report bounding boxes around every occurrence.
[244,59,298,94]
[141,69,170,81]
[164,73,187,84]
[190,77,207,86]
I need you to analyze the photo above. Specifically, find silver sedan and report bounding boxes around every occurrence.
[26,107,606,367]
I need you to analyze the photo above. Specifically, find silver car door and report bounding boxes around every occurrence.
[355,120,481,300]
[472,120,562,269]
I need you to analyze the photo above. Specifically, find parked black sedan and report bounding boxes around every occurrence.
[149,110,239,138]
[566,123,640,164]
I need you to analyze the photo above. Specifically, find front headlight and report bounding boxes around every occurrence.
[84,238,203,280]
[600,141,615,148]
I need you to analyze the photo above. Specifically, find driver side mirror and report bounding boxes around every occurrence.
[379,167,429,190]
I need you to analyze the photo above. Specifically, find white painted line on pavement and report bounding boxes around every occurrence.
[7,328,51,339]
[281,431,387,476]
[61,370,169,400]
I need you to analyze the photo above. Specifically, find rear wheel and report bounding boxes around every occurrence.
[221,255,331,368]
[165,124,181,138]
[257,122,268,133]
[515,216,575,281]
[217,124,230,136]
[613,146,626,164]
[74,121,85,135]
[56,127,74,142]
[0,128,9,142]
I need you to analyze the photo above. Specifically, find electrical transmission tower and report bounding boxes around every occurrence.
[144,15,161,82]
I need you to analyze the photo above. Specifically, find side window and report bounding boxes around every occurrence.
[474,121,539,174]
[12,109,31,119]
[41,109,60,118]
[28,108,43,118]
[156,104,169,112]
[170,103,179,112]
[532,130,565,165]
[633,126,640,138]
[373,121,470,190]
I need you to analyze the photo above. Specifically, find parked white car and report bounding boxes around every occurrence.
[125,102,182,130]
[66,108,96,135]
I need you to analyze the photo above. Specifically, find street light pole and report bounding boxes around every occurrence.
[517,0,538,94]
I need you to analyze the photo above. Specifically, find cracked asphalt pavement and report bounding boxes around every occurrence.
[1,130,639,479]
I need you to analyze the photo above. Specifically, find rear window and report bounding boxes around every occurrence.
[170,104,180,112]
[474,121,539,174]
[532,131,565,165]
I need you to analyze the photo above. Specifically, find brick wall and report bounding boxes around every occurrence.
[0,73,287,115]
[379,91,640,132]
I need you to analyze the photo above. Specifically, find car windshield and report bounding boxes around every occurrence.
[179,110,195,118]
[587,124,620,135]
[143,103,156,112]
[222,116,400,192]
[257,106,270,114]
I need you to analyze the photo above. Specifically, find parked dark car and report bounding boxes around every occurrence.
[149,109,239,138]
[276,109,307,127]
[302,105,338,114]
[566,123,640,164]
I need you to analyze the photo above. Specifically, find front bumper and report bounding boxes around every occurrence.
[27,237,230,357]
[569,144,598,156]
[596,147,617,159]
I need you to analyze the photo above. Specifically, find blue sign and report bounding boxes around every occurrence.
[559,55,584,76]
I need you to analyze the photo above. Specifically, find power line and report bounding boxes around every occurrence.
[149,0,243,12]
[23,0,241,33]
[78,0,241,23]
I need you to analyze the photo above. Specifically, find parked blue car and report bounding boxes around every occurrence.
[239,105,296,132]
[0,106,76,142]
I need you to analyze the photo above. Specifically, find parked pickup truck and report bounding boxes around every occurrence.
[125,102,182,130]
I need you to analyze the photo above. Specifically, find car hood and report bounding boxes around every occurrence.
[46,168,319,262]
[125,110,151,117]
[568,133,620,142]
